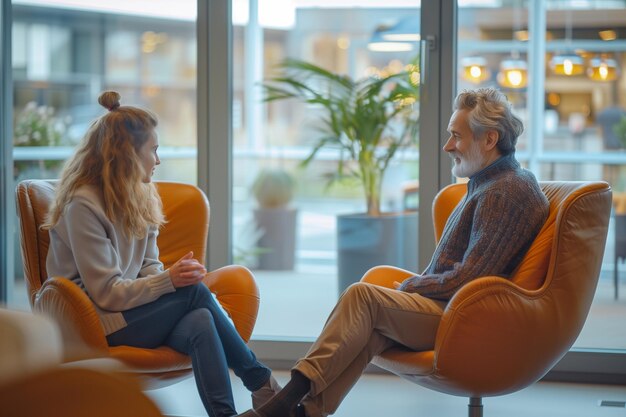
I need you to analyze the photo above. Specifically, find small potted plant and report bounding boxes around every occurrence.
[13,101,69,278]
[263,59,419,291]
[13,101,69,180]
[251,168,298,270]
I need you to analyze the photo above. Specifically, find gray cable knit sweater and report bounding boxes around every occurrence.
[402,154,549,301]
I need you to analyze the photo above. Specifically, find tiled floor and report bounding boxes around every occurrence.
[147,370,626,417]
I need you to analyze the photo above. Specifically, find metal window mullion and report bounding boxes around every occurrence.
[527,0,546,175]
[0,0,14,304]
[418,0,456,271]
[198,0,232,270]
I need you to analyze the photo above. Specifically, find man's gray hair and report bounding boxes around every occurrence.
[453,88,524,156]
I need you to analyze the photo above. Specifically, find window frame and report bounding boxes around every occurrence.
[1,0,623,384]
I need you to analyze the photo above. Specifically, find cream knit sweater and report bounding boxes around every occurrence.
[46,185,175,335]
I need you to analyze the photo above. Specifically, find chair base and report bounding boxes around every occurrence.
[468,397,483,417]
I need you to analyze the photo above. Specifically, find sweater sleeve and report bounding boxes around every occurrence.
[403,191,538,300]
[139,225,165,277]
[63,200,175,312]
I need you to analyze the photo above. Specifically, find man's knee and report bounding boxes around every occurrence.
[342,282,377,303]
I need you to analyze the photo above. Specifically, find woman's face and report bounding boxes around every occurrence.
[138,130,160,183]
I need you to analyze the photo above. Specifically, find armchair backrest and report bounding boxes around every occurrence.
[16,180,210,307]
[426,180,611,396]
[433,181,611,292]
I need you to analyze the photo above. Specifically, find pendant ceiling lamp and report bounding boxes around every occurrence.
[550,54,585,76]
[497,1,527,89]
[588,56,619,81]
[551,8,583,76]
[368,16,419,52]
[461,56,490,84]
[380,16,420,42]
[497,58,528,89]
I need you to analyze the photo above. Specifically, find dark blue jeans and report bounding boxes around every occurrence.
[106,283,271,417]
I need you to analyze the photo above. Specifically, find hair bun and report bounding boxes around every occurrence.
[98,91,121,111]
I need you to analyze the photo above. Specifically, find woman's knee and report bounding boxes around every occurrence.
[168,308,218,352]
[178,308,216,334]
[181,282,215,306]
[174,282,205,298]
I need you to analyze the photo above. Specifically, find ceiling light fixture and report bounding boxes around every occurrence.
[550,8,583,76]
[497,59,528,89]
[588,56,619,81]
[550,54,585,76]
[461,56,491,84]
[367,17,419,53]
[497,1,527,89]
[380,16,420,42]
[599,30,617,41]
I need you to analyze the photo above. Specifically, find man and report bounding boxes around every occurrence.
[238,87,550,417]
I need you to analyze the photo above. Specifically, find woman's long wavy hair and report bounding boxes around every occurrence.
[44,91,165,238]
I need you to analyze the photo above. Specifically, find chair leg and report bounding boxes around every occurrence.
[468,397,483,417]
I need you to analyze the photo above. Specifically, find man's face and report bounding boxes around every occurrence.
[443,109,489,178]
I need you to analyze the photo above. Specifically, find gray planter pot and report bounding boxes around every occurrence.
[337,212,418,295]
[254,207,297,270]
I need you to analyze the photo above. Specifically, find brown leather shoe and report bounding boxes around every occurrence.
[251,375,282,409]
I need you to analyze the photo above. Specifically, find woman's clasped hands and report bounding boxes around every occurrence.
[169,251,207,288]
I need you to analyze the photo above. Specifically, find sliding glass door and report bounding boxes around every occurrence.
[230,1,424,339]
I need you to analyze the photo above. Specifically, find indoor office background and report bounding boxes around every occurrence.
[2,0,626,386]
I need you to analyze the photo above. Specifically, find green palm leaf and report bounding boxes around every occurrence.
[263,58,419,216]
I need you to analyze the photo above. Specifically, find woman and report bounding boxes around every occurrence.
[44,91,280,417]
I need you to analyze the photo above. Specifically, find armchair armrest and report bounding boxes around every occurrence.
[360,265,416,288]
[433,276,561,395]
[203,265,260,343]
[34,277,109,361]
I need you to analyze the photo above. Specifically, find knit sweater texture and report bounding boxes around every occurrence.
[46,185,175,335]
[406,154,549,300]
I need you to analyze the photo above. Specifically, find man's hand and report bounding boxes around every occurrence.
[397,275,421,293]
[169,251,207,288]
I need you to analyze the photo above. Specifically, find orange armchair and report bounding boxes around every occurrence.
[361,181,612,417]
[0,307,164,417]
[15,180,260,389]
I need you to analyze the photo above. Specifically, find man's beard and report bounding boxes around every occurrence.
[450,141,487,178]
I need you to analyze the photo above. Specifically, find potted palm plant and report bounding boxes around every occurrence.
[263,59,420,292]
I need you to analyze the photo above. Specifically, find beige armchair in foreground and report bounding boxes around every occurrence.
[361,181,611,417]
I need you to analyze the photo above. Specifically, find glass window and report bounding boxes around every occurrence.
[457,0,626,350]
[9,0,197,310]
[232,1,421,339]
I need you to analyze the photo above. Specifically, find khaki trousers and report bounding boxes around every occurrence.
[294,282,446,417]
